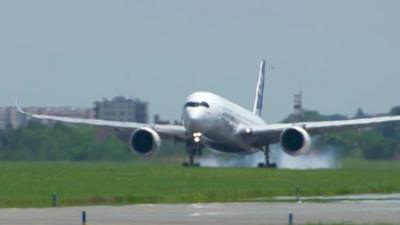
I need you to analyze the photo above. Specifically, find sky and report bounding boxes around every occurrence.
[0,0,399,122]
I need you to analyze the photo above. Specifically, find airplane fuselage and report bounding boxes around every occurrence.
[182,92,266,154]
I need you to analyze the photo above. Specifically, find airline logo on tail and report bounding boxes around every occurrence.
[253,60,266,117]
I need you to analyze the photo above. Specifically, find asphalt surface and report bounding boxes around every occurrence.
[0,202,399,225]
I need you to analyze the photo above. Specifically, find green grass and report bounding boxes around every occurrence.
[0,159,399,207]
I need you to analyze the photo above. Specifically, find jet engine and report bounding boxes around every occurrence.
[279,127,311,156]
[129,127,161,157]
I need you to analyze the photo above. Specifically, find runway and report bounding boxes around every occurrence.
[0,202,399,225]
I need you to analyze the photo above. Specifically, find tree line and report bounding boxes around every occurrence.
[0,106,400,161]
[0,120,184,161]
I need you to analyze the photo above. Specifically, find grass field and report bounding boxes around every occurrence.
[0,159,399,207]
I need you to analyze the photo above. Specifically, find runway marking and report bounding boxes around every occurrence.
[189,212,222,217]
[191,203,222,209]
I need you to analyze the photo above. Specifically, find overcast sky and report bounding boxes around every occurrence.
[0,0,399,122]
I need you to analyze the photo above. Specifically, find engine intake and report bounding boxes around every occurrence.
[280,127,311,156]
[129,128,161,157]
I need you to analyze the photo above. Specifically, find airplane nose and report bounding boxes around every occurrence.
[183,108,207,132]
[185,108,202,120]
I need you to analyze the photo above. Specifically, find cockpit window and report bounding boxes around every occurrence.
[184,102,199,108]
[184,101,210,108]
[199,102,210,108]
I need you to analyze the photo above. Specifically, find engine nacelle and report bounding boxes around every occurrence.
[279,127,311,156]
[129,127,161,157]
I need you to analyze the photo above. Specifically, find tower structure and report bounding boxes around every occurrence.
[292,82,303,122]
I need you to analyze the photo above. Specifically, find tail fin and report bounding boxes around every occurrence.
[252,60,266,117]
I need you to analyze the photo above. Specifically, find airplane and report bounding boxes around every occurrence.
[16,61,400,167]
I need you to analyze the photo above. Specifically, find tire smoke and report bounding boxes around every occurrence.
[275,146,338,169]
[198,145,338,169]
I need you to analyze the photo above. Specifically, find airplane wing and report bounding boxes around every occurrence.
[16,102,187,139]
[240,115,400,144]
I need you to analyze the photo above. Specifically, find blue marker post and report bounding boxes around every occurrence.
[288,213,293,225]
[52,194,57,207]
[296,187,302,203]
[82,211,86,225]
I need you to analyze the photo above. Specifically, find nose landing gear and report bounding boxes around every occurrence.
[183,133,203,167]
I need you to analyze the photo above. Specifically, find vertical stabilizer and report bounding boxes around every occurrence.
[252,60,266,117]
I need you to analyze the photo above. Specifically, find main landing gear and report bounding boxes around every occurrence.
[183,133,203,167]
[257,144,277,168]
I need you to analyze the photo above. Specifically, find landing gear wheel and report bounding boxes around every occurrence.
[257,162,277,168]
[183,140,203,167]
[257,163,266,168]
[258,144,277,169]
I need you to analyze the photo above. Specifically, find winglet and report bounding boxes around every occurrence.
[252,60,266,117]
[15,98,27,115]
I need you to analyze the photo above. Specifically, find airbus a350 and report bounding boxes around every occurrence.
[17,61,400,167]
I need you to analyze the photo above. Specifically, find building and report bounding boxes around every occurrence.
[291,90,304,122]
[154,114,170,124]
[94,96,148,123]
[0,96,148,129]
[0,106,94,129]
[0,107,9,129]
[0,107,27,129]
[8,107,28,128]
